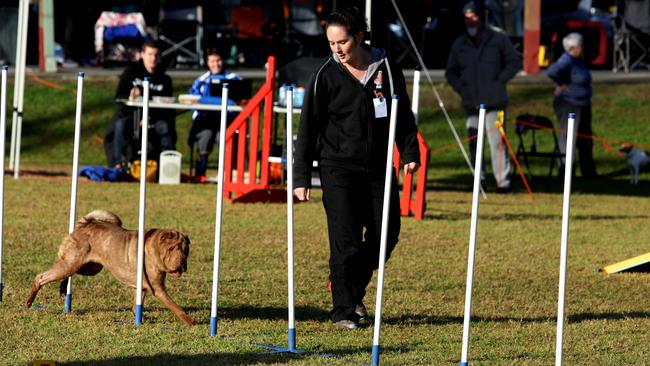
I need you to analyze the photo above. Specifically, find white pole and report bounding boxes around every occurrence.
[0,66,8,302]
[64,72,84,313]
[13,0,29,179]
[134,78,150,325]
[9,0,25,171]
[285,87,296,351]
[371,95,399,366]
[411,69,421,125]
[555,113,576,366]
[210,84,229,336]
[459,104,488,366]
[365,0,372,37]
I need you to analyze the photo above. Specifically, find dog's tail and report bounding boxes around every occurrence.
[77,210,122,228]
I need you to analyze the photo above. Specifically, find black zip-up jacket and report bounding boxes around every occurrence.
[294,47,421,188]
[445,25,520,114]
[114,60,175,122]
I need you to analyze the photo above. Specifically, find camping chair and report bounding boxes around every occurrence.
[95,11,148,66]
[158,6,204,68]
[612,0,650,72]
[514,114,565,191]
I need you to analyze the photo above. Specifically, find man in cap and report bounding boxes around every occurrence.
[445,1,521,192]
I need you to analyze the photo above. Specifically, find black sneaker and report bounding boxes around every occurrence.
[496,185,512,193]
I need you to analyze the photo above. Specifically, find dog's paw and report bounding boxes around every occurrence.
[182,314,198,326]
[59,279,69,296]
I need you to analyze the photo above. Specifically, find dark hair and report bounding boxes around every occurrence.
[326,7,368,38]
[141,40,159,52]
[205,48,222,58]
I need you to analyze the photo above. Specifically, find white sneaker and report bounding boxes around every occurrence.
[334,319,359,329]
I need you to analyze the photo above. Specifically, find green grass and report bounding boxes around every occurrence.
[1,76,650,365]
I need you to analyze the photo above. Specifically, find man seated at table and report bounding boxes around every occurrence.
[187,48,242,182]
[104,40,177,169]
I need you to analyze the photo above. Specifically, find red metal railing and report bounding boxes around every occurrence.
[223,56,275,200]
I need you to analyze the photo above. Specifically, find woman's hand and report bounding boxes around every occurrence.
[294,187,311,201]
[554,84,568,96]
[404,162,420,175]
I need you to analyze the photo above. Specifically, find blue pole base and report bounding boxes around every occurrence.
[254,343,310,355]
[210,316,218,336]
[288,328,296,352]
[0,282,3,302]
[64,294,72,313]
[372,345,380,366]
[135,304,143,325]
[460,362,469,366]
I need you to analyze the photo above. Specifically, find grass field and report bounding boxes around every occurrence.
[0,75,650,365]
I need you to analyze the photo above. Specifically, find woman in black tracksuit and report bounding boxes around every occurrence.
[293,8,421,329]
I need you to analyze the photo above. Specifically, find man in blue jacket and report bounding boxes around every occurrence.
[187,48,241,181]
[445,1,521,192]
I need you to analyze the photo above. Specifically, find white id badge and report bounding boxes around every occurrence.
[373,97,388,118]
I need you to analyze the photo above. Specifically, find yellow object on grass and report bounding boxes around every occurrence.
[602,252,650,274]
[130,160,158,182]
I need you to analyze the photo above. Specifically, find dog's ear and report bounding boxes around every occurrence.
[178,232,190,256]
[160,231,190,253]
[179,232,190,245]
[620,143,633,152]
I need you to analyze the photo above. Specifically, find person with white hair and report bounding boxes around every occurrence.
[546,32,598,178]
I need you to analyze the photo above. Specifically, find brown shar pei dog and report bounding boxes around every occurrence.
[25,209,197,325]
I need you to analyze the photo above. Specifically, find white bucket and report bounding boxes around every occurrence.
[159,150,182,184]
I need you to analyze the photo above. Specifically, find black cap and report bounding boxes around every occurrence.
[463,1,477,15]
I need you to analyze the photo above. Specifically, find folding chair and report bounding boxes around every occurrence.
[158,6,204,68]
[514,114,564,191]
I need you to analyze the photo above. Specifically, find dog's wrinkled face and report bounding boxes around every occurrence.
[157,231,190,277]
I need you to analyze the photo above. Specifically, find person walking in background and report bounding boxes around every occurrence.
[187,48,242,182]
[547,32,598,179]
[293,7,421,329]
[445,1,521,192]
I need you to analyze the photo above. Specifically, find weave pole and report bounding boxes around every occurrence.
[411,69,420,125]
[134,77,151,325]
[0,66,8,302]
[9,0,27,172]
[371,95,399,366]
[64,72,84,313]
[286,87,297,351]
[210,84,229,336]
[459,104,488,366]
[12,0,29,179]
[256,87,308,354]
[555,113,576,366]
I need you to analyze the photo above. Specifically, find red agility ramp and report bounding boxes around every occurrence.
[222,56,283,202]
[394,132,431,220]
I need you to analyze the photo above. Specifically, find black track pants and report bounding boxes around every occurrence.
[320,166,401,322]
